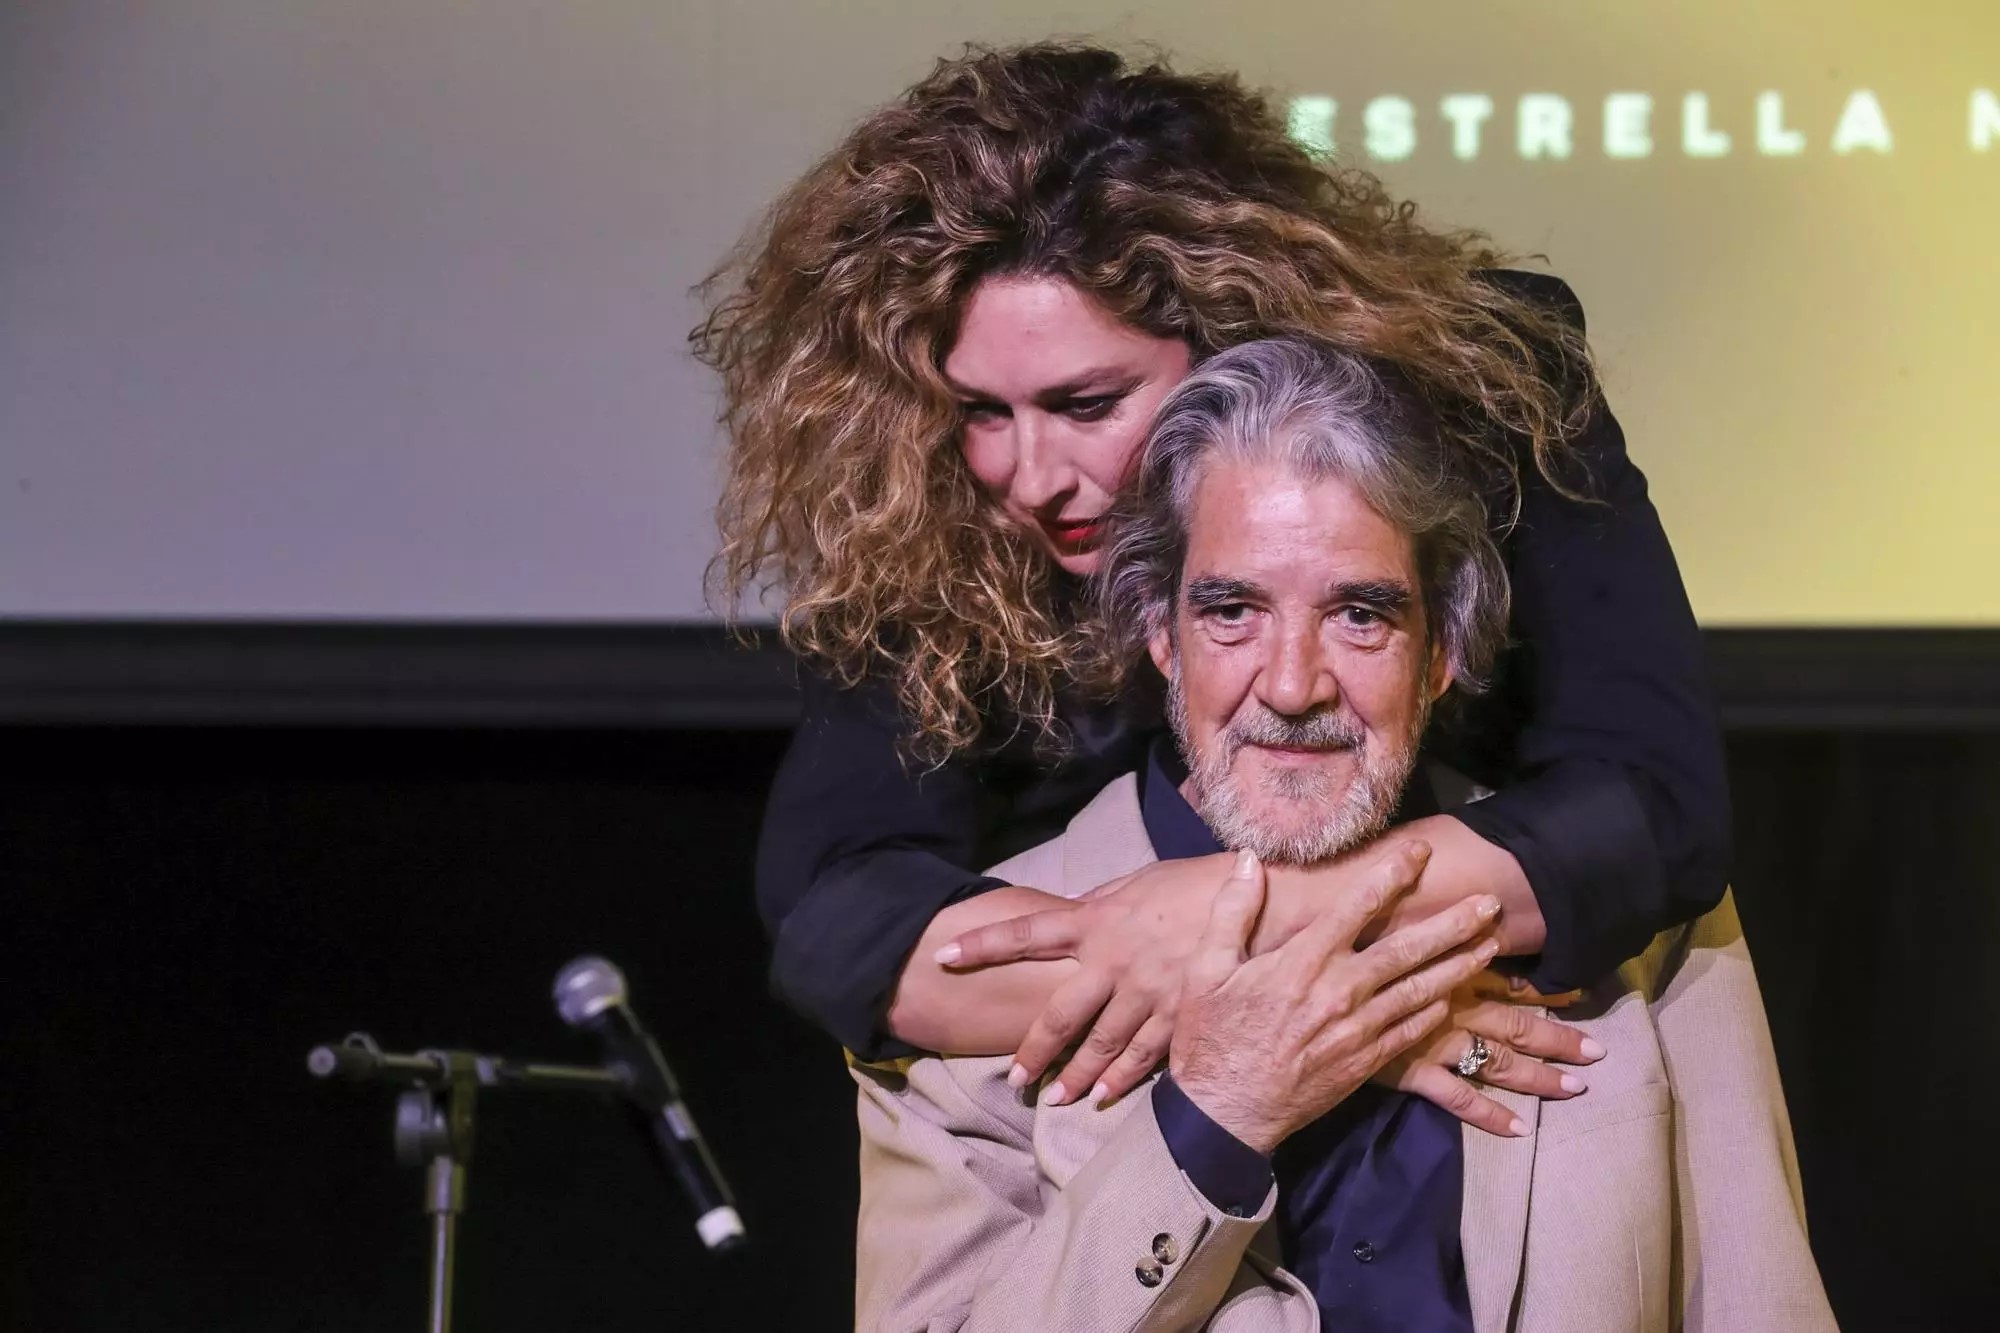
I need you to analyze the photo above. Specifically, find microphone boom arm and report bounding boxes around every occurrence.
[307,1031,622,1093]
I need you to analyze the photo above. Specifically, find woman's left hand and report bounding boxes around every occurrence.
[1373,976,1604,1136]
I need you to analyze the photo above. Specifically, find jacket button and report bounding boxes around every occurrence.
[1352,1240,1376,1263]
[1151,1233,1180,1265]
[1135,1258,1164,1288]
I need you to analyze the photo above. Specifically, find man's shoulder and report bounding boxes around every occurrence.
[984,772,1151,893]
[983,837,1069,898]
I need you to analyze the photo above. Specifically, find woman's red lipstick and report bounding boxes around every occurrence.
[1043,515,1106,552]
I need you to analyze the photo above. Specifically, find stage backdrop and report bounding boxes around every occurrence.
[2,0,1997,626]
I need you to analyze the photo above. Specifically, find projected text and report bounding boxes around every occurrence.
[1289,89,2000,160]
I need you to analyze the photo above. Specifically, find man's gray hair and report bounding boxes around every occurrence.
[1092,337,1509,694]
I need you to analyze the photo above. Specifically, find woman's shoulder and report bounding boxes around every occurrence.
[1466,267,1610,489]
[1474,267,1587,333]
[791,656,1158,770]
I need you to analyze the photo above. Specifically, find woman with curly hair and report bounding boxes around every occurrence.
[696,44,1727,1135]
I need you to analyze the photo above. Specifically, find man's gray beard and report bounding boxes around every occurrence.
[1166,663,1427,866]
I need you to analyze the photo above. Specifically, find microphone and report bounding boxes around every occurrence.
[553,956,747,1253]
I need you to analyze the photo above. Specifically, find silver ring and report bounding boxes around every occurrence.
[1454,1033,1492,1079]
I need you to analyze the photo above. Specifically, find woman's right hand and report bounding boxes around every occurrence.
[937,851,1240,1105]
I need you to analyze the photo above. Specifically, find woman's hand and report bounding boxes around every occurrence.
[937,851,1237,1104]
[936,847,1437,1106]
[1372,977,1604,1136]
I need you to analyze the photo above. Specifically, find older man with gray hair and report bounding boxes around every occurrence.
[851,339,1832,1333]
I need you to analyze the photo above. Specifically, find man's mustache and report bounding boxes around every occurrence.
[1223,708,1365,757]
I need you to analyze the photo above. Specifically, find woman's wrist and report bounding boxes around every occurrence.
[1257,816,1545,957]
[886,886,1077,1052]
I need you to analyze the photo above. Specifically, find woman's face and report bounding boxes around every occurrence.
[946,276,1193,577]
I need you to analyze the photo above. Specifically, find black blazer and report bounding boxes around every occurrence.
[753,271,1731,1058]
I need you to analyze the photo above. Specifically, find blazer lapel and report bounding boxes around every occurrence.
[1461,1084,1540,1333]
[1060,772,1158,892]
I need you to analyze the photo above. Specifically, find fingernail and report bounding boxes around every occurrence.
[1233,849,1257,876]
[1579,1038,1607,1062]
[1559,1073,1587,1095]
[1405,840,1432,861]
[1089,1081,1109,1107]
[1508,1117,1530,1138]
[1039,1081,1069,1107]
[1475,939,1500,964]
[1476,895,1501,920]
[933,943,962,966]
[1006,1063,1030,1090]
[1508,974,1530,994]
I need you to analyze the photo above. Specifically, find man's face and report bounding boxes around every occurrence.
[1150,455,1449,865]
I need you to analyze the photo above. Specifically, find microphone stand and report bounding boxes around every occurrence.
[308,1032,622,1333]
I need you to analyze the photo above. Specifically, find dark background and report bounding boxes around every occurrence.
[4,627,1998,1331]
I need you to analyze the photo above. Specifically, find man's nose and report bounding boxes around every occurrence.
[1256,621,1339,717]
[1008,414,1073,511]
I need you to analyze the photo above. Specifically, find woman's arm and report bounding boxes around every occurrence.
[1445,270,1732,988]
[763,695,1541,1064]
[910,822,1540,1080]
[755,668,1016,1059]
[888,885,1075,1054]
[1263,815,1540,952]
[757,662,1152,1058]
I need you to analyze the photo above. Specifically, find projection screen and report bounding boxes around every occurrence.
[2,0,1995,626]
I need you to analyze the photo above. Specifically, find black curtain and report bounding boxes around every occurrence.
[4,725,1993,1330]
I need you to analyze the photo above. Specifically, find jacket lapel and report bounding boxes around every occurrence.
[1060,772,1158,892]
[1460,1084,1540,1333]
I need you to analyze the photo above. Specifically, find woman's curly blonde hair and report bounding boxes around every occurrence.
[693,42,1594,763]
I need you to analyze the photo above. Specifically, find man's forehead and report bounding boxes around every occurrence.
[1181,457,1416,587]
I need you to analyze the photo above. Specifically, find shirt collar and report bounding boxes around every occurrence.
[1140,735,1223,860]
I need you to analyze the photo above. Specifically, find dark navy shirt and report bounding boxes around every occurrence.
[1141,738,1474,1333]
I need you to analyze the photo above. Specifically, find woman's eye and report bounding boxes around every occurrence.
[959,402,1006,424]
[1062,395,1121,422]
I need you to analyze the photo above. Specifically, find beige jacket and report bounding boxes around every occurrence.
[853,773,1835,1333]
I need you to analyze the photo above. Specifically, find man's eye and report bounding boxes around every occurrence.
[1061,395,1121,422]
[1337,606,1386,630]
[1204,603,1252,625]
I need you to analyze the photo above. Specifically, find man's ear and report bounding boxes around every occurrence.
[1147,611,1175,681]
[1425,635,1454,703]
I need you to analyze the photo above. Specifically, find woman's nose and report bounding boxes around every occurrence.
[1008,415,1073,510]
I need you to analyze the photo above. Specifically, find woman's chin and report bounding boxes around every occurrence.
[1051,548,1103,578]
